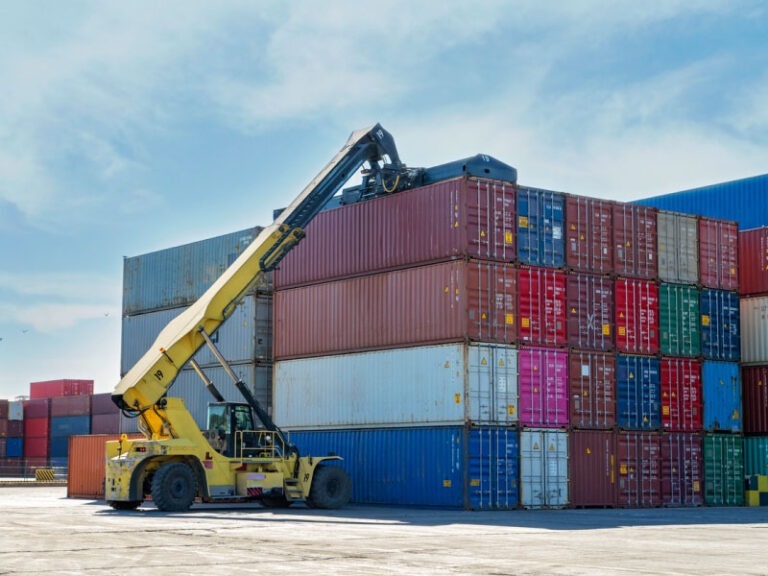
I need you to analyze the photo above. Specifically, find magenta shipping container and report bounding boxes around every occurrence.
[274,260,517,360]
[615,278,659,355]
[518,347,569,427]
[739,227,768,296]
[661,358,702,432]
[273,177,517,289]
[566,273,614,351]
[612,203,658,280]
[699,217,739,291]
[565,195,613,274]
[517,267,567,346]
[569,351,616,429]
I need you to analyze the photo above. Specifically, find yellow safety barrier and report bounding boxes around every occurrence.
[745,475,768,507]
[35,468,56,482]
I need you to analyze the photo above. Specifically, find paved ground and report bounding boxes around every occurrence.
[1,486,767,575]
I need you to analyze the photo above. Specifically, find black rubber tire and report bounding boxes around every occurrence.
[107,500,142,511]
[306,466,351,510]
[151,462,198,512]
[261,494,292,508]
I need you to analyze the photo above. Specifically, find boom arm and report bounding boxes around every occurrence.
[113,124,404,436]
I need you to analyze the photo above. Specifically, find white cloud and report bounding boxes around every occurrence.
[0,302,118,333]
[0,271,121,301]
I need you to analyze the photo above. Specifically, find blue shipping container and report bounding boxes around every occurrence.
[49,457,69,470]
[516,187,565,268]
[5,437,22,458]
[700,289,740,361]
[702,361,742,432]
[744,436,768,476]
[49,436,70,458]
[289,426,519,509]
[617,355,661,430]
[49,415,91,438]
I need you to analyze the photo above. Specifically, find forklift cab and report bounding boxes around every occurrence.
[206,402,278,458]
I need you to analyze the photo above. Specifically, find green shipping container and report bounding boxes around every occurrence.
[703,434,744,506]
[744,436,768,476]
[659,283,700,357]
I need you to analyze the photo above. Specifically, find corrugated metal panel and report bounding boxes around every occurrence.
[274,344,518,429]
[90,393,118,416]
[617,355,661,431]
[569,430,617,507]
[24,417,49,438]
[50,395,91,417]
[742,366,768,435]
[0,400,7,420]
[29,380,93,399]
[565,196,613,274]
[660,433,703,507]
[23,399,49,419]
[660,359,702,432]
[615,279,659,355]
[617,432,663,508]
[9,401,23,421]
[566,273,614,351]
[744,436,768,476]
[517,267,566,346]
[740,296,768,364]
[518,347,569,427]
[122,227,262,315]
[612,204,658,280]
[569,351,616,429]
[657,211,698,284]
[702,361,742,432]
[700,289,740,361]
[699,218,739,291]
[739,227,768,296]
[5,438,22,458]
[703,433,744,506]
[6,421,22,436]
[68,434,143,498]
[287,426,519,509]
[91,413,120,435]
[274,260,517,360]
[49,435,70,458]
[50,415,90,437]
[23,437,48,458]
[516,187,565,268]
[519,429,568,508]
[274,177,517,289]
[659,283,700,357]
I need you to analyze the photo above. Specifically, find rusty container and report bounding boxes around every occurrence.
[565,195,613,274]
[699,217,739,291]
[517,267,567,346]
[566,273,614,351]
[569,350,616,429]
[612,203,658,280]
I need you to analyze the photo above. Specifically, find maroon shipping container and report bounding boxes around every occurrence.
[739,227,768,296]
[0,458,23,476]
[566,273,614,351]
[612,204,658,280]
[615,278,659,355]
[23,399,49,419]
[6,421,23,437]
[565,196,613,274]
[617,432,663,508]
[274,260,517,360]
[0,420,6,437]
[273,177,517,289]
[661,433,703,507]
[29,379,93,399]
[661,359,703,432]
[0,400,8,420]
[570,430,618,507]
[24,417,49,438]
[50,394,91,417]
[699,217,739,291]
[90,413,121,435]
[23,436,49,458]
[742,365,768,435]
[91,393,119,416]
[517,267,566,346]
[569,351,616,429]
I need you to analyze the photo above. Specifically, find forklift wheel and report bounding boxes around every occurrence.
[307,465,351,509]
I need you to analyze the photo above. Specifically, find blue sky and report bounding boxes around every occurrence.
[1,1,767,399]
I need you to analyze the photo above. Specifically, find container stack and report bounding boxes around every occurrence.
[23,398,51,468]
[0,400,24,475]
[49,395,91,467]
[90,393,120,435]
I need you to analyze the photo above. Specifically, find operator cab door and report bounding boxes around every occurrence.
[207,403,262,457]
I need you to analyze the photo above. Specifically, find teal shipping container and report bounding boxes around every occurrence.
[659,283,700,357]
[744,436,768,476]
[700,289,740,362]
[516,187,565,268]
[702,362,742,432]
[703,434,744,506]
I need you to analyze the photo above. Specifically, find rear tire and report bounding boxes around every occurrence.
[261,494,292,508]
[151,462,197,512]
[108,500,142,511]
[307,466,351,509]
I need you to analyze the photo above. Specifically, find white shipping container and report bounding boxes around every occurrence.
[520,428,569,509]
[740,296,768,364]
[9,400,24,421]
[274,344,519,429]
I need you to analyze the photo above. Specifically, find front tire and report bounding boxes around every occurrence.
[108,500,142,511]
[307,466,351,509]
[151,462,197,512]
[261,494,292,508]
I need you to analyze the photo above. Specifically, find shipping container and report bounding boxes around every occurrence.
[569,351,616,429]
[7,421,22,437]
[23,436,48,458]
[0,458,22,476]
[615,278,659,355]
[659,284,700,357]
[23,398,49,419]
[742,366,768,435]
[90,393,119,416]
[0,400,7,420]
[90,413,121,435]
[49,435,71,458]
[24,417,49,438]
[703,433,744,506]
[702,362,742,433]
[288,426,519,509]
[122,227,262,315]
[569,430,617,507]
[744,436,768,476]
[740,296,768,365]
[657,211,698,284]
[660,433,703,507]
[68,434,143,499]
[566,273,614,351]
[660,359,702,432]
[50,395,91,418]
[617,432,663,508]
[49,415,90,438]
[616,355,661,431]
[121,292,273,376]
[274,260,517,360]
[0,438,5,458]
[700,289,740,362]
[739,227,768,296]
[9,401,23,421]
[519,429,568,508]
[274,177,517,289]
[0,420,6,437]
[29,379,93,399]
[612,204,658,280]
[516,187,565,268]
[518,347,569,427]
[518,267,567,346]
[274,344,518,430]
[699,218,739,291]
[4,437,22,458]
[565,195,613,274]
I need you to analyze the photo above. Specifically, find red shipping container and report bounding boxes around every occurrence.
[570,430,618,507]
[569,351,616,429]
[274,260,517,360]
[565,196,613,274]
[24,417,49,438]
[699,217,739,291]
[742,365,768,435]
[566,273,614,351]
[23,398,49,419]
[517,267,566,346]
[23,436,49,458]
[274,177,517,289]
[661,359,703,432]
[615,278,659,354]
[617,432,663,508]
[29,379,93,399]
[50,394,91,417]
[612,204,658,280]
[660,433,703,507]
[739,227,768,296]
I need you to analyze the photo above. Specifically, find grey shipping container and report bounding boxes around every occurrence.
[657,211,698,284]
[740,296,768,365]
[519,428,569,509]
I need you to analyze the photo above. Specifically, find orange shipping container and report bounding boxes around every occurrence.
[67,434,142,499]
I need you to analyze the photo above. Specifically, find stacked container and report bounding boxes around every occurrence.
[0,401,24,476]
[90,393,120,435]
[49,395,91,466]
[23,399,50,466]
